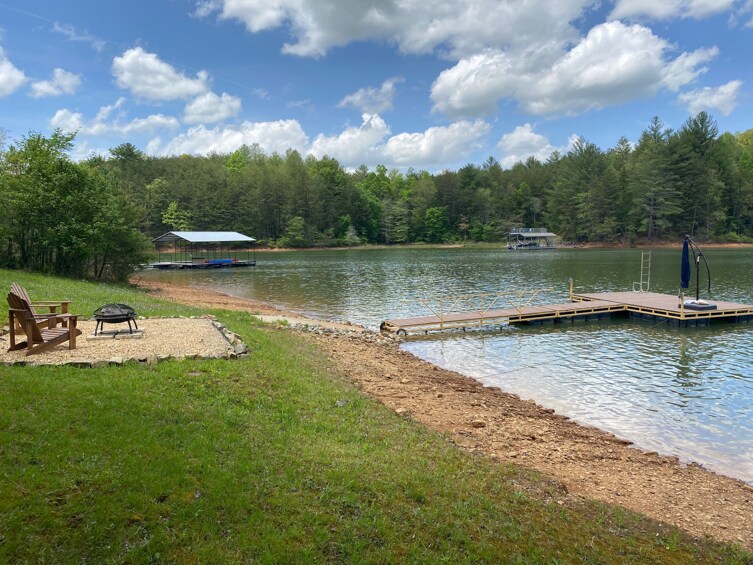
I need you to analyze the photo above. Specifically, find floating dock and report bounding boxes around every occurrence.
[148,259,256,269]
[380,291,753,335]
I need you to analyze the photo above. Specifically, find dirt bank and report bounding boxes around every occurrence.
[135,278,753,550]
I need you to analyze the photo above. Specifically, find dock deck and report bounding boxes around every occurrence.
[148,259,256,269]
[380,291,753,335]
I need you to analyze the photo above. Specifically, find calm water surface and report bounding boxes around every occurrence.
[142,247,753,483]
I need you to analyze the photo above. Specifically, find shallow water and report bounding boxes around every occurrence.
[142,247,753,483]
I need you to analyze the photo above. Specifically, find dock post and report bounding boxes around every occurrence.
[568,278,573,302]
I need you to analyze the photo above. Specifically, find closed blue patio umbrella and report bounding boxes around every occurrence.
[681,237,691,290]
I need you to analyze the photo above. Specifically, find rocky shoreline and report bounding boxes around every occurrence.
[134,278,753,550]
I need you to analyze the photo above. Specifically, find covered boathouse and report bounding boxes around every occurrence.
[150,231,256,269]
[506,228,558,250]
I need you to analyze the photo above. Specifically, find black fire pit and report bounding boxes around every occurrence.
[93,303,138,336]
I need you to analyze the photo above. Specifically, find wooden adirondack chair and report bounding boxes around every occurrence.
[10,283,71,326]
[7,290,80,355]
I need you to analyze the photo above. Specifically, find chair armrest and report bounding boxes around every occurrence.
[30,313,77,321]
[9,308,76,319]
[29,300,71,315]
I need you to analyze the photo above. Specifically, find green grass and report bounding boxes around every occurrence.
[1,269,751,563]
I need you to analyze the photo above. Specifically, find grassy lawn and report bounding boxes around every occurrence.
[0,269,750,563]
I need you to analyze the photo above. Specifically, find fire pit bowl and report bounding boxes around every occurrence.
[92,303,138,335]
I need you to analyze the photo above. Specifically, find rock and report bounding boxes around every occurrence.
[471,419,486,428]
[395,407,410,416]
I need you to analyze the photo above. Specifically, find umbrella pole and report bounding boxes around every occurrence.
[695,254,701,302]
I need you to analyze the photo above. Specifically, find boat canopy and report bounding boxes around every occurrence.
[508,228,557,239]
[152,231,256,244]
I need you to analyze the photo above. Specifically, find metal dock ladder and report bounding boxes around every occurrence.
[632,251,651,292]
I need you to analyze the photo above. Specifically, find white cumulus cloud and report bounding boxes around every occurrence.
[112,47,210,101]
[195,0,594,59]
[50,101,180,136]
[678,80,742,116]
[431,21,718,117]
[524,22,669,115]
[147,113,489,171]
[30,68,82,98]
[195,1,738,123]
[382,120,491,167]
[497,124,563,168]
[184,91,242,124]
[338,77,404,114]
[0,47,27,97]
[154,120,310,156]
[305,114,491,168]
[310,113,390,162]
[662,47,719,91]
[430,50,517,117]
[610,0,735,20]
[95,97,127,122]
[50,109,85,132]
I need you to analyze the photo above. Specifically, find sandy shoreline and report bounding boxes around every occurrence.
[135,278,753,549]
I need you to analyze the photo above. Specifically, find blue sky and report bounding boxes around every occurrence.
[1,0,751,171]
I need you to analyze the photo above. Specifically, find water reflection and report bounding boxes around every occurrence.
[142,247,753,483]
[404,321,753,483]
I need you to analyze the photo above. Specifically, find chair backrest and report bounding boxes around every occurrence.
[7,290,43,343]
[10,283,34,312]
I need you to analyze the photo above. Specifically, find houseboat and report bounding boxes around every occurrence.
[507,228,558,250]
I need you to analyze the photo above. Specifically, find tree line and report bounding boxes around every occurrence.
[1,112,752,280]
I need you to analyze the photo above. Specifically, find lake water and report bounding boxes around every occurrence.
[141,247,753,483]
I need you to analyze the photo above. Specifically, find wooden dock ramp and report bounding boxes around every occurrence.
[381,291,753,335]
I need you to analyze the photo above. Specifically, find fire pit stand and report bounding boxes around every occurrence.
[93,303,139,336]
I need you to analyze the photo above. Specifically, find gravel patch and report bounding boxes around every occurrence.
[0,317,248,367]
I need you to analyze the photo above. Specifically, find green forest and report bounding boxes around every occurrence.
[2,112,753,280]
